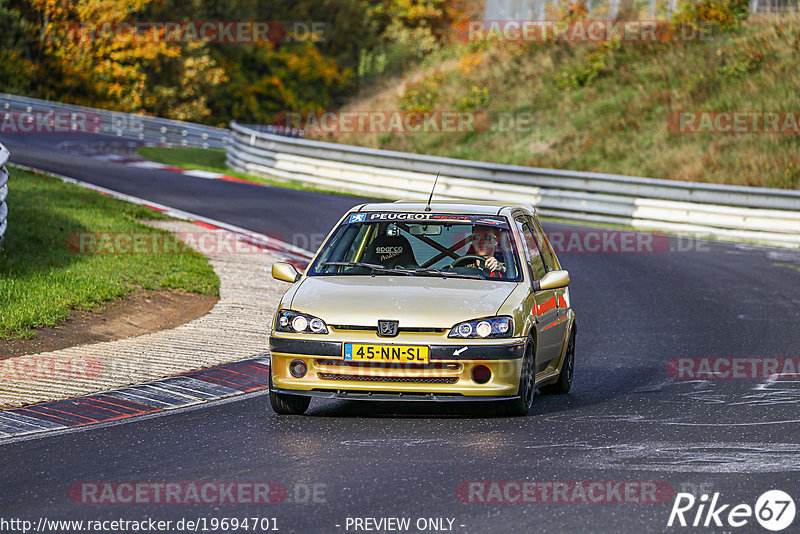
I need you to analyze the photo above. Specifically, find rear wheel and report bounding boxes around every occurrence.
[503,336,535,416]
[269,365,311,415]
[540,326,575,395]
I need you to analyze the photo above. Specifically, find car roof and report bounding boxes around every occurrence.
[353,200,537,216]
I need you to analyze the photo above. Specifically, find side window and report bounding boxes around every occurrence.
[515,217,546,281]
[529,217,560,271]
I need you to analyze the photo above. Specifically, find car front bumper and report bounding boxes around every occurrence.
[269,336,525,398]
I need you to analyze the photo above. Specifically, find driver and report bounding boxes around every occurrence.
[461,227,506,276]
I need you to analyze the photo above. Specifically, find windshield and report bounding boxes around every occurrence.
[307,212,522,282]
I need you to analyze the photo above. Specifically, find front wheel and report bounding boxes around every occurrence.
[540,326,575,395]
[503,336,535,416]
[269,366,310,415]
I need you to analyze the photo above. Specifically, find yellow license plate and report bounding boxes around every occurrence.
[343,344,429,363]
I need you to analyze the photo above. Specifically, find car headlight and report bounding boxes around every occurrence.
[275,310,329,334]
[448,316,514,339]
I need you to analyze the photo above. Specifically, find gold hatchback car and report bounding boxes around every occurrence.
[269,200,576,416]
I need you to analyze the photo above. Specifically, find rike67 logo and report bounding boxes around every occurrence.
[668,490,796,531]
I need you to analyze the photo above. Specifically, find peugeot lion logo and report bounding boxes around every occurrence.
[377,320,399,337]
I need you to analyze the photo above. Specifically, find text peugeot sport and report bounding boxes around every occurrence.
[268,201,576,415]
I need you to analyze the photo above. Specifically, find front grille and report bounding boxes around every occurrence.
[318,373,458,384]
[330,325,447,334]
[318,359,460,371]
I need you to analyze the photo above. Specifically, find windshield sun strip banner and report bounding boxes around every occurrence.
[346,212,508,226]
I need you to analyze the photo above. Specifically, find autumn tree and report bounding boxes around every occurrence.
[0,0,465,124]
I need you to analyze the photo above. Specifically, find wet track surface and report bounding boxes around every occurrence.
[2,133,800,533]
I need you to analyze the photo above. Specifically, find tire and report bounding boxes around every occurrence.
[269,366,311,415]
[540,326,575,395]
[503,336,535,416]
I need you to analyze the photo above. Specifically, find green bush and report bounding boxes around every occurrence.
[456,85,490,111]
[558,38,622,89]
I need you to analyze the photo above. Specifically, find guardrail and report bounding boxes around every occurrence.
[0,93,229,148]
[228,121,800,247]
[0,142,9,248]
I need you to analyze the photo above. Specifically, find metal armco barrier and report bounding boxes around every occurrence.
[0,93,229,148]
[0,142,9,247]
[228,121,800,247]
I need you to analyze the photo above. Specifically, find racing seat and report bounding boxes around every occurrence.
[361,234,418,269]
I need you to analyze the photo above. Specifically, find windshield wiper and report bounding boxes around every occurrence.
[321,261,414,276]
[412,267,485,280]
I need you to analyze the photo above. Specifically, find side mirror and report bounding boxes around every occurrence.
[533,270,569,291]
[272,262,302,283]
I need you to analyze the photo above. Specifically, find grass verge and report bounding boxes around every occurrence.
[0,166,220,340]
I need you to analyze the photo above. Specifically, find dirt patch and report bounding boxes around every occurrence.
[0,290,219,359]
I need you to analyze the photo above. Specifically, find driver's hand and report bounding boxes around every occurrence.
[485,257,505,272]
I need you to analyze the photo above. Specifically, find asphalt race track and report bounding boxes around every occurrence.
[2,132,800,533]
